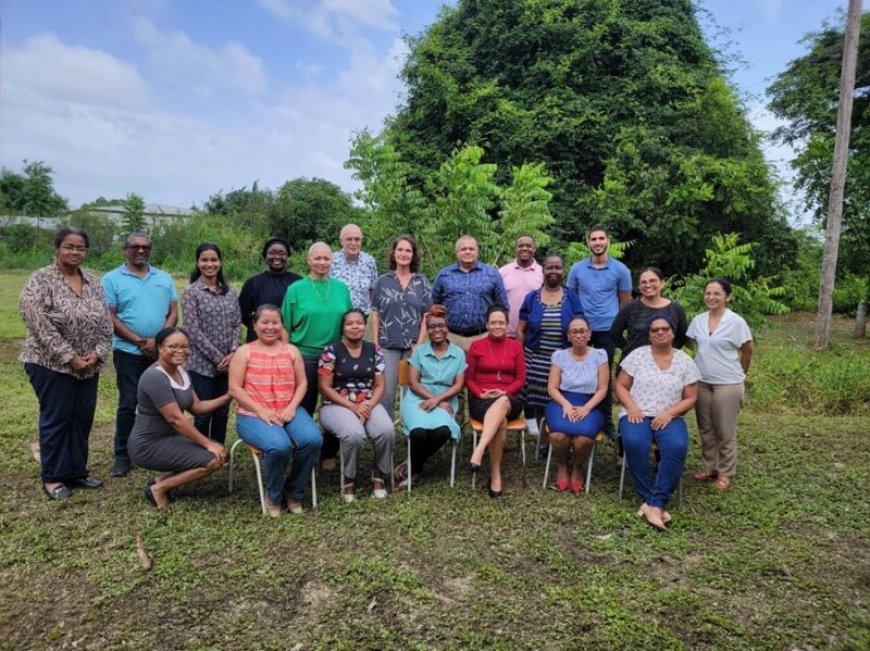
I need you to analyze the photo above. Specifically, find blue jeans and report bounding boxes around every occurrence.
[25,364,99,483]
[236,409,322,503]
[189,371,229,444]
[112,349,154,461]
[620,415,688,509]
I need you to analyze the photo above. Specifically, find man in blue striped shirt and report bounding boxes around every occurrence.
[432,235,509,350]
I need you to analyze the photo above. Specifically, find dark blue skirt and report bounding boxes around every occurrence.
[544,390,605,438]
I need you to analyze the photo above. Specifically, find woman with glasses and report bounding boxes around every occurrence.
[543,316,609,493]
[396,305,466,488]
[238,238,301,342]
[128,328,230,508]
[19,227,113,500]
[615,316,699,530]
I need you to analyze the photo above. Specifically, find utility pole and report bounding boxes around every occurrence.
[815,0,863,350]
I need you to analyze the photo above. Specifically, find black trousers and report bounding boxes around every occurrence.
[25,363,99,483]
[408,426,451,475]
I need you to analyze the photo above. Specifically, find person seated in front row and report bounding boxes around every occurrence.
[318,309,395,503]
[128,327,230,509]
[466,305,526,500]
[228,305,323,517]
[396,305,467,489]
[615,316,699,530]
[544,316,609,493]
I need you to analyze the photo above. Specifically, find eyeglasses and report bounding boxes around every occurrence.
[125,245,152,251]
[649,327,672,334]
[428,323,448,330]
[60,245,87,253]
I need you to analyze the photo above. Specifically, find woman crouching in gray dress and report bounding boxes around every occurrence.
[128,327,231,508]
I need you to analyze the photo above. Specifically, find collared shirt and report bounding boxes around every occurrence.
[330,250,378,314]
[181,278,242,377]
[687,309,752,384]
[566,257,632,331]
[372,271,432,349]
[499,260,544,336]
[102,263,178,355]
[19,262,113,378]
[431,262,509,335]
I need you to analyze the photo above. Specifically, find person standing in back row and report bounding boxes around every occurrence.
[330,224,378,318]
[566,227,631,440]
[499,235,543,339]
[102,232,178,477]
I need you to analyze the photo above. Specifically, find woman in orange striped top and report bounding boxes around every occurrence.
[229,305,323,517]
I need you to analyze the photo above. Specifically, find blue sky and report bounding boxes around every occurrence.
[0,0,847,214]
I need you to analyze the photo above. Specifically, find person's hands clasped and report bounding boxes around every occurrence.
[439,401,455,416]
[481,389,505,399]
[216,352,234,374]
[419,397,439,411]
[280,404,297,424]
[563,404,590,423]
[70,355,91,373]
[354,401,373,424]
[138,338,156,357]
[257,406,284,426]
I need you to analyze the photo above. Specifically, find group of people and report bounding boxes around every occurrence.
[19,224,753,528]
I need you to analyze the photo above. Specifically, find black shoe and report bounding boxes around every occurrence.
[68,476,103,489]
[144,484,157,507]
[488,488,504,501]
[110,458,131,477]
[469,462,481,474]
[43,484,71,501]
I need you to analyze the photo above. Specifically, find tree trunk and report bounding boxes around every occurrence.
[855,301,867,338]
[815,0,863,350]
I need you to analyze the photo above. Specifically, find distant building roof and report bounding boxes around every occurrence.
[72,203,195,217]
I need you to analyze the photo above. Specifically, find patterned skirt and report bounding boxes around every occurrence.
[524,304,563,413]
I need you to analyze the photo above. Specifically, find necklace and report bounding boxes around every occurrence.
[309,277,331,303]
[487,338,509,382]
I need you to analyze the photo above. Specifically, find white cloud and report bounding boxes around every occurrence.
[256,0,398,40]
[132,16,267,95]
[759,0,785,21]
[295,61,324,77]
[2,34,149,110]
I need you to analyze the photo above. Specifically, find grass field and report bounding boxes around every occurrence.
[0,271,868,650]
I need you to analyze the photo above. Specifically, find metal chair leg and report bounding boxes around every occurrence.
[585,440,595,495]
[542,444,553,489]
[450,440,457,487]
[251,452,268,516]
[406,436,412,493]
[228,439,243,492]
[471,429,478,490]
[310,467,317,509]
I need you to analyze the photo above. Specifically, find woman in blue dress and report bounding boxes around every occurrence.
[396,305,466,488]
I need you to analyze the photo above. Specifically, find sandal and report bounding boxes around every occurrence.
[554,479,570,492]
[694,469,718,482]
[713,476,732,491]
[371,476,387,499]
[393,462,408,483]
[341,482,355,503]
[570,479,584,494]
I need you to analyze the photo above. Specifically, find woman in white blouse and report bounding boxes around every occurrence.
[686,278,753,492]
[615,315,699,530]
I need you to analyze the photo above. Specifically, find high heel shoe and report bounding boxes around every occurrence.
[488,487,504,501]
[468,462,481,474]
[555,479,570,492]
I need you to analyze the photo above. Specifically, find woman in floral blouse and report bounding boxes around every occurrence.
[181,243,241,444]
[19,227,113,501]
[318,309,394,502]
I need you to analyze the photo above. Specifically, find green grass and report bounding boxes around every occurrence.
[0,271,868,650]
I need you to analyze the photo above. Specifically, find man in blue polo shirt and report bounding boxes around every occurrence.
[432,235,508,350]
[566,227,632,438]
[102,232,178,476]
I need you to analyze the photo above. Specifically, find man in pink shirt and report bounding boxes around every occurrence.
[499,235,543,338]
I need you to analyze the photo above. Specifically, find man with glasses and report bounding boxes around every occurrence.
[330,224,378,317]
[102,232,178,476]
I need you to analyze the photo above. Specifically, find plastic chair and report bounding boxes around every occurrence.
[228,440,318,515]
[541,424,606,494]
[398,359,459,493]
[618,440,683,506]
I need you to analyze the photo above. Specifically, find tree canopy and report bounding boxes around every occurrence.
[383,0,794,276]
[767,11,870,284]
[0,160,68,217]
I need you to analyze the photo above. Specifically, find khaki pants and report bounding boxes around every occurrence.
[695,381,744,477]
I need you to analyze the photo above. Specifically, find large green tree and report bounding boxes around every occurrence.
[385,0,793,275]
[767,12,870,287]
[0,160,68,217]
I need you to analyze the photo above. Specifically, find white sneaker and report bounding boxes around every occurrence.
[526,418,540,437]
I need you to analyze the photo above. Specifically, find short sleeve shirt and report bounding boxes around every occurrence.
[131,365,194,438]
[618,346,699,417]
[102,264,178,355]
[318,340,385,404]
[410,342,467,393]
[372,272,432,349]
[566,258,631,331]
[330,251,378,314]
[551,347,608,394]
[687,309,752,384]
